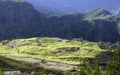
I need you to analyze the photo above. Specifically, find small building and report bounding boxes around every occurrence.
[4,71,11,75]
[4,71,30,75]
[11,71,21,75]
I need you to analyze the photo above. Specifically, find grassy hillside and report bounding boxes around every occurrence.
[0,37,116,65]
[0,56,33,70]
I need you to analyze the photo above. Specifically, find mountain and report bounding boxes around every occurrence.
[0,0,120,42]
[41,8,120,42]
[83,8,120,42]
[0,0,46,40]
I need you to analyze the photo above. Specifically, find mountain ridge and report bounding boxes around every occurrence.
[0,1,120,42]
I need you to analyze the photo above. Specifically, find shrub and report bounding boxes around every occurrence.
[0,68,4,75]
[57,47,80,52]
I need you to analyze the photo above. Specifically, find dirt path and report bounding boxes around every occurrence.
[6,56,78,70]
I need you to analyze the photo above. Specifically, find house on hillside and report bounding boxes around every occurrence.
[4,71,11,75]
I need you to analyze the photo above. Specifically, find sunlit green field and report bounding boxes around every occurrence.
[0,37,114,65]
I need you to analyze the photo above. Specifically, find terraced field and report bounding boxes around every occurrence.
[0,37,115,66]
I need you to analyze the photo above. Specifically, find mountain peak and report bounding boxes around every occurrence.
[91,8,111,14]
[93,8,107,12]
[85,8,112,20]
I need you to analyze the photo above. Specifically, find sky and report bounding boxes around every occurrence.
[26,0,120,14]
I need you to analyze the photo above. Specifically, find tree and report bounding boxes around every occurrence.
[0,68,4,75]
[112,46,120,75]
[85,62,93,75]
[1,40,10,45]
[93,57,101,75]
[106,63,112,75]
[78,61,87,75]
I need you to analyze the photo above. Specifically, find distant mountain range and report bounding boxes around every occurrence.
[25,0,120,15]
[0,0,120,42]
[25,0,120,19]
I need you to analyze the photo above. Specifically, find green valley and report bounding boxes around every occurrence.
[0,37,119,75]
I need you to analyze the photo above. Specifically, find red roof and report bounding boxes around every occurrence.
[20,73,29,75]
